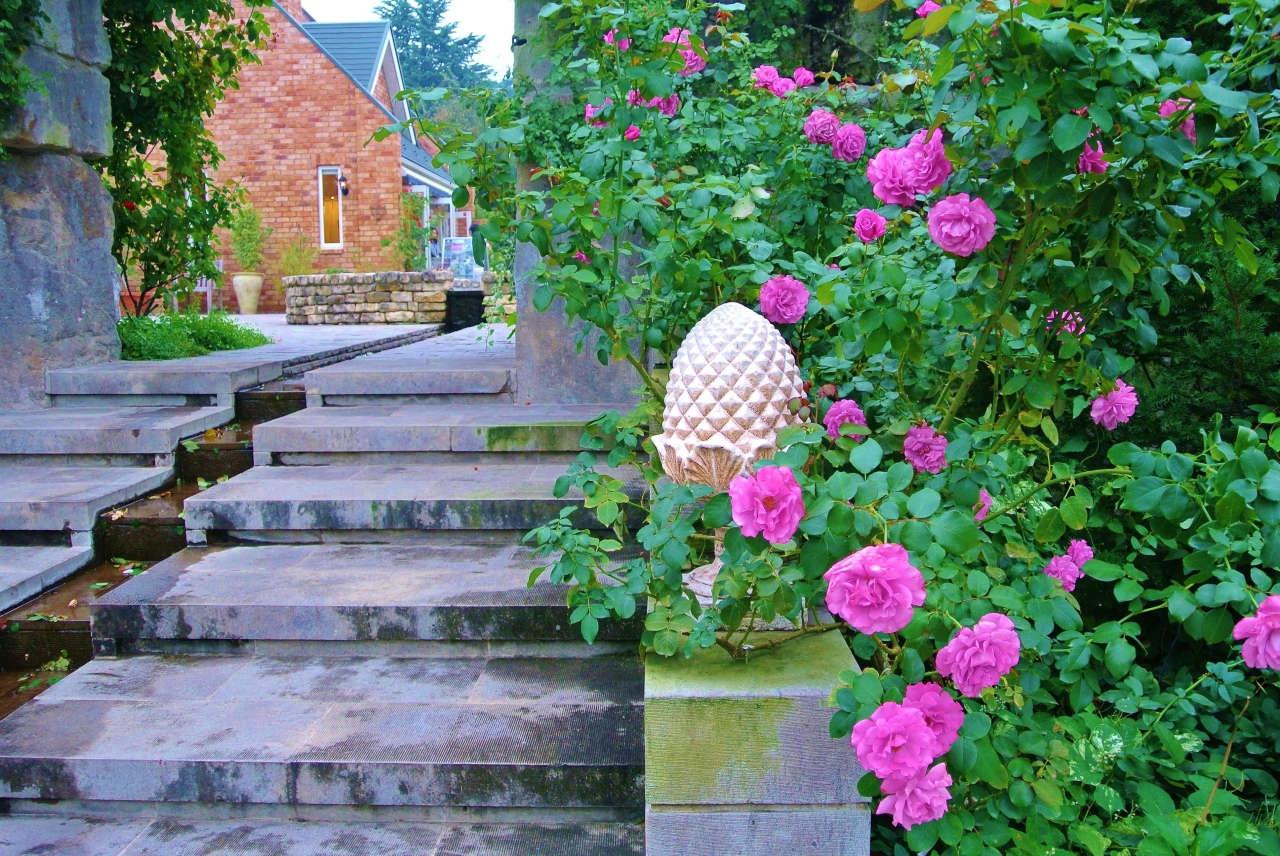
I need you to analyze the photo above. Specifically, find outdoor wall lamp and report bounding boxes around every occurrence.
[339,175,350,195]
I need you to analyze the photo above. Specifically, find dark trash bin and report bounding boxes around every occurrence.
[445,288,485,333]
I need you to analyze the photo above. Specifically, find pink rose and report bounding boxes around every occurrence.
[865,148,916,206]
[769,77,797,98]
[866,130,951,205]
[627,89,644,106]
[850,701,937,779]
[1046,310,1086,337]
[624,124,641,141]
[584,97,613,127]
[573,250,591,265]
[793,66,815,87]
[1044,555,1084,592]
[974,488,992,522]
[1159,98,1196,145]
[753,65,779,89]
[903,425,947,474]
[927,193,996,257]
[728,465,805,544]
[803,109,841,145]
[854,208,887,243]
[758,274,809,324]
[903,129,952,193]
[878,763,953,830]
[1234,594,1280,670]
[832,123,867,162]
[1067,539,1093,568]
[902,683,965,756]
[647,93,681,117]
[603,30,630,51]
[1090,379,1138,430]
[824,543,926,635]
[916,0,942,16]
[1078,141,1107,174]
[936,613,1022,697]
[678,48,706,76]
[662,27,691,47]
[824,399,869,439]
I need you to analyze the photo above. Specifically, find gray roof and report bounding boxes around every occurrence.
[299,21,390,91]
[400,132,455,192]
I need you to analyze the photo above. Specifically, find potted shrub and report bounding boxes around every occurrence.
[227,203,273,314]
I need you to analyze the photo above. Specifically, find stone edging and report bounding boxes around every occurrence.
[282,271,455,325]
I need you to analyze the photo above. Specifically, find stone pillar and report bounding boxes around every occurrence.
[0,0,119,409]
[511,0,640,406]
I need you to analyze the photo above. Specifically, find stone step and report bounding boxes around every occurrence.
[0,653,644,810]
[0,405,233,466]
[0,465,172,535]
[182,463,643,544]
[252,403,616,465]
[0,816,644,855]
[0,545,94,613]
[304,325,517,406]
[90,544,642,652]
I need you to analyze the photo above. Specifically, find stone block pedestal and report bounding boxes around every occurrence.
[282,271,453,324]
[644,631,870,856]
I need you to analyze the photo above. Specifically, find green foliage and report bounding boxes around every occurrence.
[375,0,496,89]
[0,0,45,158]
[382,191,429,271]
[227,202,272,273]
[277,232,315,279]
[100,0,270,316]
[117,311,272,361]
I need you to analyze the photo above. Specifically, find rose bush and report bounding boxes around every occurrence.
[396,0,1280,853]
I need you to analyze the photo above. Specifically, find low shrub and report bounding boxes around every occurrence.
[118,312,272,361]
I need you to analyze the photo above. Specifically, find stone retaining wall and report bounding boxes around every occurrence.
[282,271,454,324]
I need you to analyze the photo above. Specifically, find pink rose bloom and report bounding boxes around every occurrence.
[974,488,992,522]
[1067,539,1093,568]
[824,543,926,635]
[1090,379,1139,430]
[662,27,691,47]
[850,701,937,779]
[647,93,681,117]
[903,425,948,474]
[1044,555,1084,592]
[1234,595,1280,670]
[627,89,644,106]
[572,250,591,265]
[1078,141,1107,174]
[878,763,953,830]
[728,465,805,544]
[928,193,996,257]
[759,274,809,324]
[584,97,612,127]
[603,30,630,51]
[902,683,964,755]
[793,67,816,87]
[854,208,887,243]
[624,124,641,141]
[824,399,869,439]
[803,109,841,145]
[936,613,1022,697]
[1159,98,1196,144]
[916,0,942,16]
[832,123,867,162]
[903,129,952,193]
[866,130,951,205]
[753,64,779,89]
[1046,310,1086,337]
[769,77,797,98]
[865,148,917,206]
[678,48,706,76]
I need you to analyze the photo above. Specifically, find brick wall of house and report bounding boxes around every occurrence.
[209,0,404,314]
[372,68,392,111]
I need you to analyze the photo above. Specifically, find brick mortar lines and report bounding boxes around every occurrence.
[282,270,453,324]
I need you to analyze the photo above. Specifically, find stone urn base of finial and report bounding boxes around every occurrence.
[687,527,725,605]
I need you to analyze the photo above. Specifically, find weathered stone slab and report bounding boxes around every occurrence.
[182,463,643,539]
[0,817,645,856]
[0,465,171,531]
[283,271,453,326]
[644,631,869,856]
[1,45,112,157]
[90,544,644,644]
[0,406,232,456]
[0,545,94,613]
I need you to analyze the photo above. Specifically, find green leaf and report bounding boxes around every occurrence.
[948,736,978,773]
[1168,588,1197,621]
[856,770,882,798]
[1035,508,1066,542]
[580,150,605,179]
[1104,638,1136,677]
[702,493,732,528]
[906,488,941,519]
[1198,81,1250,116]
[972,737,1009,788]
[931,510,981,555]
[1114,578,1143,602]
[1070,822,1111,856]
[886,462,914,492]
[1094,784,1124,814]
[901,648,926,683]
[1060,496,1088,530]
[1024,377,1057,409]
[1260,528,1280,569]
[959,711,991,740]
[1052,113,1093,151]
[849,439,883,474]
[449,162,473,185]
[1145,135,1187,167]
[906,822,940,853]
[451,186,470,208]
[1215,491,1246,526]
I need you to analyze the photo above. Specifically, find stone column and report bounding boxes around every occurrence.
[0,0,119,409]
[511,0,640,406]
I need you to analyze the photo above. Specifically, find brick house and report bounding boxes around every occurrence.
[208,0,462,313]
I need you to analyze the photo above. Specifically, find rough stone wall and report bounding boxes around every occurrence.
[0,0,119,409]
[206,0,408,314]
[283,271,452,324]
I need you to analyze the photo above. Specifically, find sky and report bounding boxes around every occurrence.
[301,0,515,79]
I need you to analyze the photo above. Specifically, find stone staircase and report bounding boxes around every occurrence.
[0,325,646,853]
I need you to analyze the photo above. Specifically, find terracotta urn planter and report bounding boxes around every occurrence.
[231,273,264,314]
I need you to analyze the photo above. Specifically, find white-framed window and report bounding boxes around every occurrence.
[318,166,344,249]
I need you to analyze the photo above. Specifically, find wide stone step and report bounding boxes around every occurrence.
[183,463,643,543]
[253,403,615,465]
[0,405,232,464]
[90,544,642,650]
[0,465,172,534]
[0,816,645,855]
[0,653,644,810]
[0,545,94,614]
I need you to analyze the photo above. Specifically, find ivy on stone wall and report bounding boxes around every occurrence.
[0,0,47,157]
